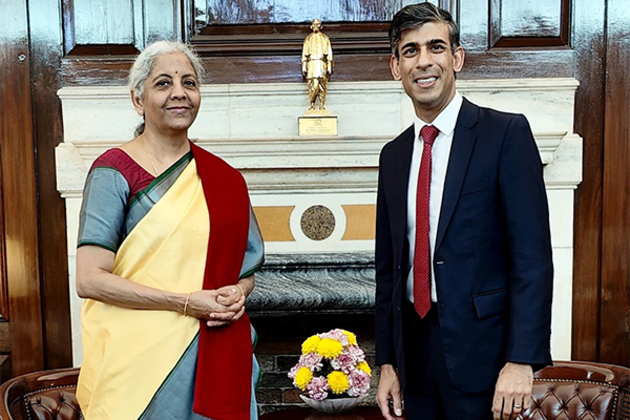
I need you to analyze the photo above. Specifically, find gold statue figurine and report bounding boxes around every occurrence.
[302,19,333,114]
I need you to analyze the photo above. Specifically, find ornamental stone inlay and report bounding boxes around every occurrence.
[300,205,335,241]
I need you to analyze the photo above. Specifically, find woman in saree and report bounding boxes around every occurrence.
[75,41,264,420]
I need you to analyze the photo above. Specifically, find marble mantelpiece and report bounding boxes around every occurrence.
[248,253,375,316]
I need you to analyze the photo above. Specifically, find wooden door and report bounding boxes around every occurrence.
[0,0,72,380]
[0,0,45,379]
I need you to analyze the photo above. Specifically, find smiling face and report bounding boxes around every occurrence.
[132,52,201,136]
[390,22,464,122]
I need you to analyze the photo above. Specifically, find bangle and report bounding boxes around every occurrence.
[183,292,192,316]
[235,283,246,298]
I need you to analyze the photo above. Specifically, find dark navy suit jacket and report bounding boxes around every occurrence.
[374,98,553,393]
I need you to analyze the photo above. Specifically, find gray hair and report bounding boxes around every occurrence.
[389,2,460,58]
[129,41,205,136]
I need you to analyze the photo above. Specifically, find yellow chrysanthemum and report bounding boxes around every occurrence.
[357,361,372,375]
[327,371,349,394]
[317,338,343,358]
[302,335,321,354]
[294,367,313,390]
[342,330,358,345]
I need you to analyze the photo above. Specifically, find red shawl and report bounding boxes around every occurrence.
[191,142,252,420]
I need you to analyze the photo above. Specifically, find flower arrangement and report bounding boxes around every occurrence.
[288,329,372,401]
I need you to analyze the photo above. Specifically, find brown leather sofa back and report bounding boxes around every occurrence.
[0,368,82,420]
[520,361,630,420]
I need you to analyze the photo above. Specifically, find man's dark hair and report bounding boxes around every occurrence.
[389,2,460,58]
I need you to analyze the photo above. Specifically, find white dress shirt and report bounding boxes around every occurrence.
[406,92,464,303]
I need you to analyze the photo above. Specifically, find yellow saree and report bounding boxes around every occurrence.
[78,160,207,419]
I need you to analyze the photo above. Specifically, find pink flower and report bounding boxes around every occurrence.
[346,345,366,362]
[320,329,349,345]
[307,376,329,401]
[299,353,323,371]
[347,370,371,397]
[330,353,357,374]
[331,329,350,345]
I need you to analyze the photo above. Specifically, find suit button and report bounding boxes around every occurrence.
[397,306,401,311]
[397,264,401,270]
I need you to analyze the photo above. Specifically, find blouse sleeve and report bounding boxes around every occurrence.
[239,206,265,279]
[77,167,130,253]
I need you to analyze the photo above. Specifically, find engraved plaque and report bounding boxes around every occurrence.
[298,115,338,136]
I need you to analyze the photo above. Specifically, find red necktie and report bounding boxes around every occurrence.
[414,125,440,318]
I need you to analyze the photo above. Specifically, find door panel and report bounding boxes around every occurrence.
[0,0,45,377]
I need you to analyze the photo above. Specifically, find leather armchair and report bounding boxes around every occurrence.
[0,367,82,420]
[520,361,630,420]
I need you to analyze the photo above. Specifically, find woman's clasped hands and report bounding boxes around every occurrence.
[185,286,246,327]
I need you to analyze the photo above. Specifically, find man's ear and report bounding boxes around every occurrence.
[131,90,144,116]
[452,46,465,73]
[390,55,402,81]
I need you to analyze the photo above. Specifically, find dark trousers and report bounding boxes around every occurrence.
[402,302,494,420]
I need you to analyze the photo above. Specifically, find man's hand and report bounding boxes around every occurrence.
[376,364,404,420]
[492,362,533,420]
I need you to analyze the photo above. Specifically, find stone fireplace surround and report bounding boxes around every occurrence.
[57,78,582,411]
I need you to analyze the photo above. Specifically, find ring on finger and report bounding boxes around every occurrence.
[514,404,522,408]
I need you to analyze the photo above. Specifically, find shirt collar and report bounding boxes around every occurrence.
[414,91,464,141]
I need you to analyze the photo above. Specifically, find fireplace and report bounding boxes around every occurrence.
[57,78,581,411]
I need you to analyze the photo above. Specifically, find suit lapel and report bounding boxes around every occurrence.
[435,99,479,253]
[389,125,415,264]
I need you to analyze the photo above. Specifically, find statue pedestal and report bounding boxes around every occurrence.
[298,110,337,136]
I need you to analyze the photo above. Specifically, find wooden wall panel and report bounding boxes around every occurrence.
[73,0,136,45]
[571,0,606,362]
[197,0,410,25]
[457,0,488,50]
[0,355,10,384]
[192,0,456,30]
[489,0,569,47]
[58,0,574,87]
[187,0,457,54]
[145,0,178,44]
[501,2,561,36]
[28,0,73,369]
[60,48,574,87]
[437,0,459,22]
[0,323,9,353]
[0,0,45,376]
[63,0,178,55]
[0,147,7,321]
[600,0,630,366]
[63,0,140,55]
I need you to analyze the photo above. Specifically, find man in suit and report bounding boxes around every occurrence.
[375,3,553,420]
